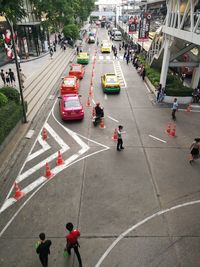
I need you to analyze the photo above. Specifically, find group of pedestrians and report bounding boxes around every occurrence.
[36,222,82,267]
[0,68,16,87]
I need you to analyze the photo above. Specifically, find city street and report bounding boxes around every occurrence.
[0,27,200,267]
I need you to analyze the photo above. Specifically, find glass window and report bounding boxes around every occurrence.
[64,100,80,108]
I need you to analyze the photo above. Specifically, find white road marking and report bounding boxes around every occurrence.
[95,199,200,267]
[92,98,96,104]
[4,100,56,203]
[106,55,111,60]
[107,115,119,123]
[149,135,166,143]
[0,102,110,235]
[104,94,108,100]
[16,123,69,183]
[99,55,104,60]
[27,136,51,161]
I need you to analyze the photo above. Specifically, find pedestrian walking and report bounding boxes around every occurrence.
[117,125,125,151]
[53,42,56,52]
[36,233,52,267]
[0,69,6,86]
[141,66,146,81]
[19,69,26,88]
[122,41,125,48]
[5,72,10,86]
[114,49,118,59]
[65,222,82,267]
[63,44,66,51]
[119,43,121,51]
[189,138,200,164]
[126,54,130,65]
[8,68,16,86]
[156,84,162,102]
[171,98,178,121]
[123,51,127,60]
[97,38,99,46]
[49,47,53,59]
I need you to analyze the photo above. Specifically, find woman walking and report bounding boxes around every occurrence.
[189,138,200,164]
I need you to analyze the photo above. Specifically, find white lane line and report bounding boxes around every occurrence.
[107,115,119,123]
[106,55,111,60]
[149,135,166,143]
[4,99,56,202]
[104,94,108,100]
[0,198,16,213]
[0,102,110,234]
[95,199,200,267]
[16,123,69,183]
[27,136,51,161]
[92,98,96,105]
[99,55,104,60]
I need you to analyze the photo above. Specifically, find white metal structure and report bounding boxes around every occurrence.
[159,0,200,88]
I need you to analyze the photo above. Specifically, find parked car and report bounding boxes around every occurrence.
[59,94,84,120]
[60,75,80,95]
[69,64,85,79]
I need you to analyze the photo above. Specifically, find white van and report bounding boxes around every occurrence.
[114,31,122,41]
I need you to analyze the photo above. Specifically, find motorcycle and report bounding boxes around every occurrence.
[92,108,104,126]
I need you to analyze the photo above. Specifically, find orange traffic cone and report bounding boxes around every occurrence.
[170,124,176,137]
[86,96,91,107]
[45,162,53,178]
[112,128,118,141]
[14,182,25,200]
[42,128,48,140]
[89,86,93,97]
[185,103,192,112]
[99,117,106,129]
[56,150,64,165]
[165,123,171,135]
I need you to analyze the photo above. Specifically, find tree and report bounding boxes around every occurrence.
[63,24,80,40]
[0,0,26,22]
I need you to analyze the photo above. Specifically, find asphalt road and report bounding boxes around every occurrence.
[0,27,200,267]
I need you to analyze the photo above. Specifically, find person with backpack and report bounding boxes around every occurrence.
[65,222,82,267]
[0,69,6,86]
[8,68,16,86]
[36,233,52,267]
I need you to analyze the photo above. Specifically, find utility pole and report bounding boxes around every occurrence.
[6,16,27,123]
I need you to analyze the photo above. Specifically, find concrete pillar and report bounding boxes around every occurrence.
[160,38,171,88]
[191,64,200,89]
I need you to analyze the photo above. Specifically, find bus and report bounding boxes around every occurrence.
[114,31,122,41]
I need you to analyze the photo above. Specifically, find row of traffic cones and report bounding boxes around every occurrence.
[13,150,65,200]
[165,123,176,137]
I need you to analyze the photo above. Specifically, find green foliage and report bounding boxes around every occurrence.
[0,0,26,22]
[31,0,95,30]
[136,53,193,96]
[0,101,23,145]
[0,87,20,104]
[63,24,80,40]
[0,92,8,107]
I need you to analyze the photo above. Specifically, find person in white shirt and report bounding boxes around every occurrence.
[171,98,178,121]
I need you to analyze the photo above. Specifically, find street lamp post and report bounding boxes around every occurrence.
[6,16,28,123]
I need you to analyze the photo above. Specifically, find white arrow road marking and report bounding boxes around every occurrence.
[16,123,69,183]
[27,136,51,161]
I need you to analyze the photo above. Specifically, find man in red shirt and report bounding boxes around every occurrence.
[65,222,82,267]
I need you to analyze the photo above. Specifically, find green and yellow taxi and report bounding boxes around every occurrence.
[77,52,89,64]
[101,73,121,93]
[101,40,111,53]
